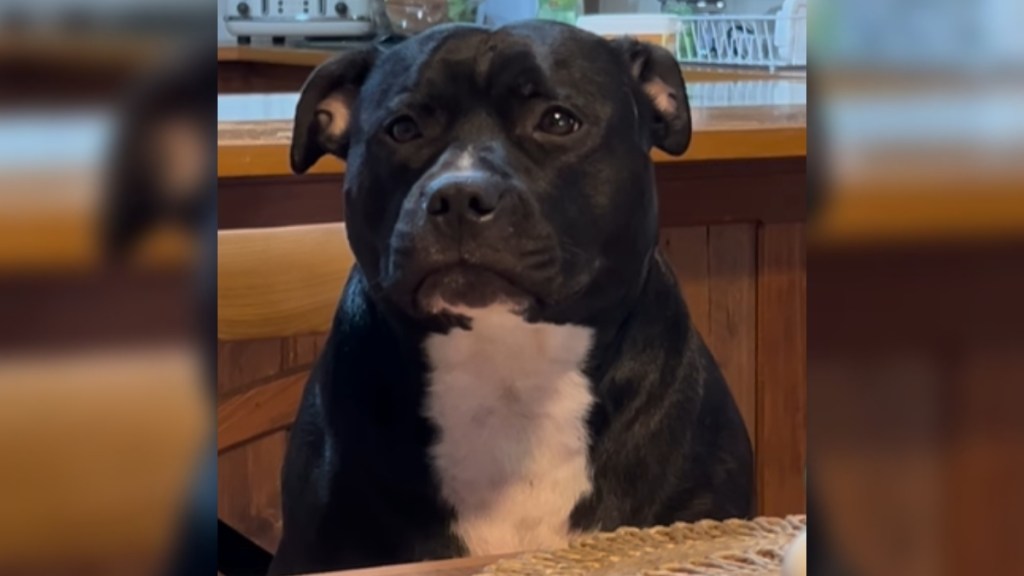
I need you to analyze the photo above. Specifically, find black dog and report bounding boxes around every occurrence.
[271,21,753,576]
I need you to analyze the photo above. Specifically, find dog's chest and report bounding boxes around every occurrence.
[423,309,596,556]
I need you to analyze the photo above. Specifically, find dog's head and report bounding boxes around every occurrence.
[292,21,690,326]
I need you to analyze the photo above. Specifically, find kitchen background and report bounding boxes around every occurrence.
[216,0,789,43]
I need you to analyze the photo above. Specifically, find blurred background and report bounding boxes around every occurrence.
[0,1,214,575]
[1,0,1022,574]
[810,0,1024,575]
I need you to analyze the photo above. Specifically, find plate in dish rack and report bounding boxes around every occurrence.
[477,516,806,576]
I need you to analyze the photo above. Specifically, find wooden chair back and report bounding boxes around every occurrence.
[217,223,355,341]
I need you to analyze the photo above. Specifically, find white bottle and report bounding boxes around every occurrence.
[774,0,807,66]
[781,528,807,576]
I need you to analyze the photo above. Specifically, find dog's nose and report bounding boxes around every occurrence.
[425,176,503,223]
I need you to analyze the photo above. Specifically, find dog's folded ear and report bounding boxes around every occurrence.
[610,37,692,156]
[291,48,378,174]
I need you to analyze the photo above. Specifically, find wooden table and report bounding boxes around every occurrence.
[305,555,510,576]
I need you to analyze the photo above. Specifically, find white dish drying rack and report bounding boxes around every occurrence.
[685,79,806,108]
[674,14,806,72]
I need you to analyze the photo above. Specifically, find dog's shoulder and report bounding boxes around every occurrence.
[282,266,384,491]
[573,254,754,526]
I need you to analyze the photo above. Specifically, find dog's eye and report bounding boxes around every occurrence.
[537,107,581,137]
[386,115,422,143]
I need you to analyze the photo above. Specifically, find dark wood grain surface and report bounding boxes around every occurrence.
[757,223,808,516]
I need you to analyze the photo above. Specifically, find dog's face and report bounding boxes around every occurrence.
[292,21,691,325]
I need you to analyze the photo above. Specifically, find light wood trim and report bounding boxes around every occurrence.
[216,107,807,178]
[812,185,1024,248]
[218,371,307,453]
[313,553,513,576]
[0,173,193,270]
[218,223,354,340]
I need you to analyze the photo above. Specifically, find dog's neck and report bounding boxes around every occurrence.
[422,305,596,555]
[414,249,687,556]
[362,244,681,381]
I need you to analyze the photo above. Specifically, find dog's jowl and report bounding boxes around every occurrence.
[271,21,754,576]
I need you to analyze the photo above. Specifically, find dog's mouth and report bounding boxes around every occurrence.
[414,264,534,316]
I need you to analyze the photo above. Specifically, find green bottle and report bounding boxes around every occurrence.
[447,0,478,23]
[810,1,830,59]
[537,0,582,25]
[661,0,695,59]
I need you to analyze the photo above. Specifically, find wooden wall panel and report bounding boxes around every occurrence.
[807,244,1024,573]
[218,62,312,94]
[245,431,289,552]
[661,225,758,450]
[218,430,288,553]
[708,225,758,448]
[947,344,1024,576]
[660,227,710,338]
[218,445,250,546]
[810,350,944,576]
[218,174,344,229]
[218,333,327,556]
[218,371,307,453]
[217,338,284,396]
[757,223,807,516]
[289,334,325,368]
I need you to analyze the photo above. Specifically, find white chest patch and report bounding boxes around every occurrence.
[424,306,596,556]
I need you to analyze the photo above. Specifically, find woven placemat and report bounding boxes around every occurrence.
[477,516,806,576]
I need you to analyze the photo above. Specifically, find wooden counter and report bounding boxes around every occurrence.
[217,80,807,179]
[217,78,807,229]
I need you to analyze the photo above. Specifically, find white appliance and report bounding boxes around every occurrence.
[223,0,378,44]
